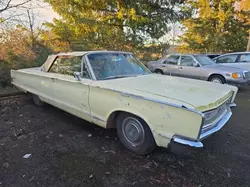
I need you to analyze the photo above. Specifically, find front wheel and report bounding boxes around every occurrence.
[155,69,164,74]
[116,113,156,155]
[208,75,226,84]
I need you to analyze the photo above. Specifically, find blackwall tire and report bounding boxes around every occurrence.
[116,113,156,155]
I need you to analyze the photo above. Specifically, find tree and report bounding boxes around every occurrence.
[0,0,32,23]
[43,0,183,51]
[237,0,250,51]
[180,0,250,53]
[0,0,31,13]
[238,0,250,11]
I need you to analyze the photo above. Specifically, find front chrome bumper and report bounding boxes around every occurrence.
[172,103,236,148]
[227,79,250,87]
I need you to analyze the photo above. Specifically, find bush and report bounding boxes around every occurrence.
[0,44,52,87]
[0,66,11,87]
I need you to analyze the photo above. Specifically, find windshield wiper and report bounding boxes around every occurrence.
[103,74,141,80]
[104,75,131,80]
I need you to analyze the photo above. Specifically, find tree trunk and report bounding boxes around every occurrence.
[247,32,250,52]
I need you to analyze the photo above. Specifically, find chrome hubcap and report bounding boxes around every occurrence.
[211,78,222,84]
[122,117,145,147]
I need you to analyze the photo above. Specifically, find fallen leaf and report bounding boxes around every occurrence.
[23,154,32,159]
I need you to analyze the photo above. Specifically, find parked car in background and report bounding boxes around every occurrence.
[11,51,238,155]
[213,52,250,71]
[147,54,250,86]
[206,54,222,59]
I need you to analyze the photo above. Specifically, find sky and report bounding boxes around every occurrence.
[31,1,58,22]
[3,0,58,23]
[2,0,182,44]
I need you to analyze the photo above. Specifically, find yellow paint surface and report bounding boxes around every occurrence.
[11,69,237,148]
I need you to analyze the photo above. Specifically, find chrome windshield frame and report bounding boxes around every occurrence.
[83,52,151,81]
[83,55,97,80]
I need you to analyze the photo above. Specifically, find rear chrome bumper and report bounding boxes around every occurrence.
[172,103,236,148]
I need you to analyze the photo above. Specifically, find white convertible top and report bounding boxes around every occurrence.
[41,50,132,72]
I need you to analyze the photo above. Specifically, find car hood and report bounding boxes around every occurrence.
[204,64,246,72]
[147,61,158,66]
[94,74,237,112]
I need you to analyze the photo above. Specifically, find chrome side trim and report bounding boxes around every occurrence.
[173,137,203,148]
[92,115,106,122]
[93,86,203,116]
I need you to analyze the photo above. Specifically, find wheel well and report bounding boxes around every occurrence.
[106,111,121,128]
[154,69,163,73]
[106,111,147,129]
[107,111,157,148]
[207,74,226,82]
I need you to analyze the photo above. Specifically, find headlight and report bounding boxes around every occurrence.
[203,104,227,127]
[203,109,218,125]
[232,72,243,79]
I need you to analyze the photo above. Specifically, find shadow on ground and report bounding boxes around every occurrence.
[0,87,250,187]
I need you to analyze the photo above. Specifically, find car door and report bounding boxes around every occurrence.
[215,54,239,67]
[161,55,180,76]
[235,53,250,71]
[176,55,201,79]
[215,54,250,71]
[48,55,92,122]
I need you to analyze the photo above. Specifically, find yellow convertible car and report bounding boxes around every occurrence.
[11,51,238,155]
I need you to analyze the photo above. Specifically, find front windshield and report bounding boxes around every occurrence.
[194,55,215,66]
[87,53,150,80]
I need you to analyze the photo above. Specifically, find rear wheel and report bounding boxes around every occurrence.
[208,75,226,84]
[155,69,164,74]
[116,113,156,155]
[32,94,45,107]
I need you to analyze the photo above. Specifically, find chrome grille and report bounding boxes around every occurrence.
[243,71,250,79]
[202,103,229,133]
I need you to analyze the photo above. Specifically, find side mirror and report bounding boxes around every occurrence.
[195,63,200,67]
[74,72,81,81]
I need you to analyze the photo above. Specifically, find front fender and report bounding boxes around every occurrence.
[89,86,203,149]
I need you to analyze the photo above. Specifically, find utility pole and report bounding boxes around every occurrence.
[172,22,176,46]
[247,32,250,51]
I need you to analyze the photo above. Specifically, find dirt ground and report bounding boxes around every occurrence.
[1,87,250,187]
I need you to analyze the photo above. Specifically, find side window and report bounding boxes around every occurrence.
[216,55,238,63]
[71,56,82,73]
[180,56,196,66]
[60,56,80,75]
[165,55,179,65]
[238,54,250,62]
[49,56,81,76]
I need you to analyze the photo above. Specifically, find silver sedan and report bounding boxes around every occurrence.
[147,54,250,86]
[213,52,250,71]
